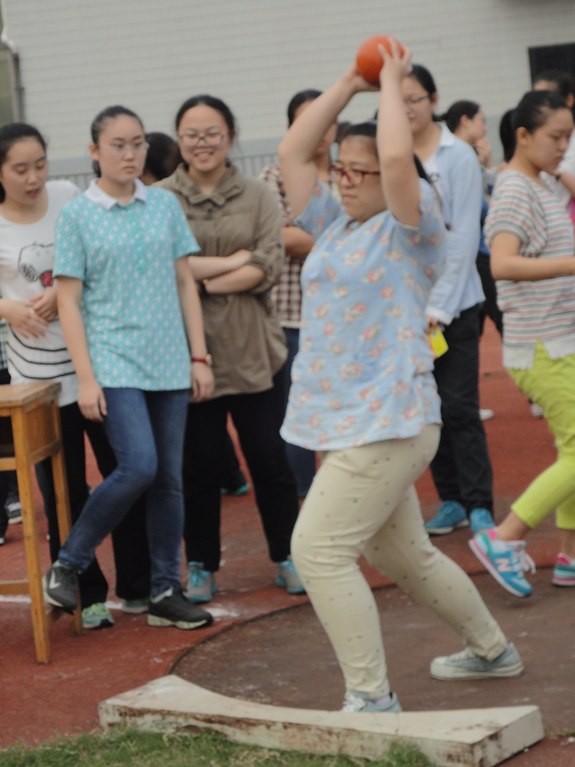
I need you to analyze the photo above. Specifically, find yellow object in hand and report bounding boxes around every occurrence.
[428,327,449,358]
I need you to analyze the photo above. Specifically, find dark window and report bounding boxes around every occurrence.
[529,42,575,83]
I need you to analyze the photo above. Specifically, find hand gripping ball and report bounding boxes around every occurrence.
[355,35,405,85]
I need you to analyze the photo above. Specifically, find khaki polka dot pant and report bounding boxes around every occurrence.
[291,425,508,698]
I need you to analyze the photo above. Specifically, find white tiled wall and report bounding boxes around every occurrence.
[3,0,574,161]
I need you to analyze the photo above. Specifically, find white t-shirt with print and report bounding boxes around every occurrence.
[0,180,79,405]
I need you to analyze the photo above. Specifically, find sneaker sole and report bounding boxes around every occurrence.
[83,619,115,630]
[426,519,470,536]
[430,659,524,680]
[468,539,532,598]
[147,614,213,630]
[552,576,575,587]
[7,516,22,525]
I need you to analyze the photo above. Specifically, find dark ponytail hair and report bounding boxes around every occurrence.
[0,123,47,203]
[338,120,431,184]
[143,132,181,181]
[440,100,480,133]
[499,108,516,163]
[90,105,145,177]
[511,90,569,135]
[286,89,322,125]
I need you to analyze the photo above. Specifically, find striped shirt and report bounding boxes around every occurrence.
[259,164,302,327]
[485,170,575,369]
[259,164,340,328]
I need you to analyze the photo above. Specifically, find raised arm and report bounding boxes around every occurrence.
[278,72,369,218]
[376,40,420,226]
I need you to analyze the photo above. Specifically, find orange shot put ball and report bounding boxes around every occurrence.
[355,35,405,85]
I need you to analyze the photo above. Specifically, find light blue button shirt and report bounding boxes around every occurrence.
[54,180,199,390]
[281,180,445,452]
[425,124,485,325]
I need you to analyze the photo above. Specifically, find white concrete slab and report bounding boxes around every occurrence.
[99,675,544,766]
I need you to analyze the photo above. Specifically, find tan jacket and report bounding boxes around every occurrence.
[158,164,287,397]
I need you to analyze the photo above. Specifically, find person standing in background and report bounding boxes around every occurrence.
[44,106,214,631]
[443,100,503,341]
[0,122,150,627]
[402,65,495,537]
[472,90,575,596]
[158,95,304,603]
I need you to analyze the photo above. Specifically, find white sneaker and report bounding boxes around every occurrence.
[479,408,494,421]
[341,690,402,712]
[430,642,524,680]
[530,403,544,418]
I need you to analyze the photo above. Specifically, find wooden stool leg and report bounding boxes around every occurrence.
[49,401,82,635]
[12,409,51,663]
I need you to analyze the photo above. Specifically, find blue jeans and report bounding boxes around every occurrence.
[283,327,316,497]
[59,388,188,597]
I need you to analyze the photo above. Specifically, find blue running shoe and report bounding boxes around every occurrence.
[469,508,495,534]
[425,501,468,536]
[275,556,306,594]
[186,562,218,603]
[469,532,534,598]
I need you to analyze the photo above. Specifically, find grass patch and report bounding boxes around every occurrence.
[0,729,437,767]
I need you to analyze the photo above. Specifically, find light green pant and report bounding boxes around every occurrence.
[291,425,508,698]
[510,343,575,531]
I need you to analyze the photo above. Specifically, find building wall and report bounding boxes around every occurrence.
[2,0,574,169]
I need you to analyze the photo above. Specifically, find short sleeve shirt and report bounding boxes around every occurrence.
[485,171,575,369]
[0,180,80,405]
[54,183,199,390]
[281,180,445,451]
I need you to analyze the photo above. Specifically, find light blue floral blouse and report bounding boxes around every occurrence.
[281,179,445,451]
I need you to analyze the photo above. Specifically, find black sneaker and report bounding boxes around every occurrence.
[5,492,22,524]
[147,586,213,630]
[43,561,79,613]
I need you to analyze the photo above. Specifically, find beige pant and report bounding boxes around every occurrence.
[291,425,507,697]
